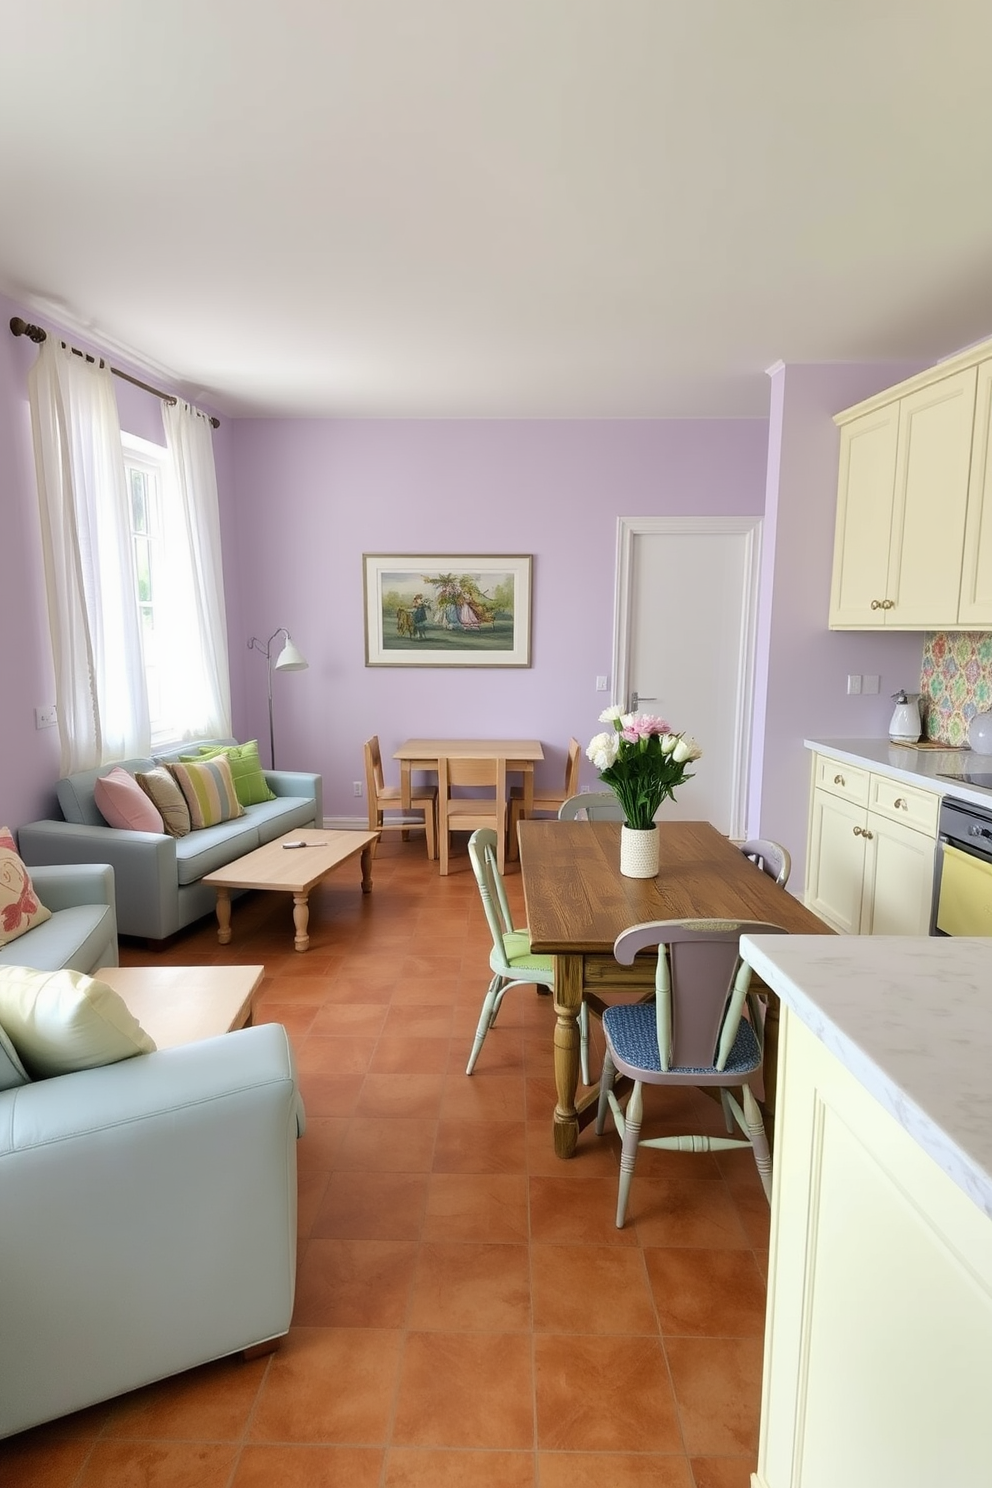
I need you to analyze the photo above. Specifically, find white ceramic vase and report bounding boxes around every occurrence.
[619,823,659,878]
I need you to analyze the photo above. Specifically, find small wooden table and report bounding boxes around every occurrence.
[203,829,379,951]
[96,964,264,1048]
[518,818,834,1157]
[394,738,544,817]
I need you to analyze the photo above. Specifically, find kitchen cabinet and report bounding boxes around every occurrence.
[829,365,979,628]
[960,356,992,624]
[806,754,937,935]
[743,937,992,1488]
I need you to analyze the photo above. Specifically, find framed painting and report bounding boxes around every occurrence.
[363,554,533,667]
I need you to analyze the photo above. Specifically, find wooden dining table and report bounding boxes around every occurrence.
[393,738,544,816]
[518,817,834,1158]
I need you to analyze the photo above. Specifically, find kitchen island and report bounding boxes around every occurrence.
[740,933,992,1488]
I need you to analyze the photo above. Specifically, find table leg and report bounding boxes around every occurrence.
[522,762,535,818]
[552,952,583,1158]
[360,842,375,893]
[400,760,412,812]
[214,889,232,944]
[292,892,310,952]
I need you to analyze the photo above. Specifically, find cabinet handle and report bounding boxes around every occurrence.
[834,774,845,785]
[893,797,906,809]
[870,600,882,611]
[864,829,874,839]
[882,599,894,610]
[853,825,863,836]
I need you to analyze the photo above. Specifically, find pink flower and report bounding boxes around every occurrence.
[621,714,670,742]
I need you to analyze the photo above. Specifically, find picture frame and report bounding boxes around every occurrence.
[363,554,533,667]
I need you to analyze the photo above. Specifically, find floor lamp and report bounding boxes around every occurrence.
[247,629,308,768]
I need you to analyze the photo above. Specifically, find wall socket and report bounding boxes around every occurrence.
[846,675,862,695]
[352,781,363,797]
[35,705,58,729]
[863,674,880,694]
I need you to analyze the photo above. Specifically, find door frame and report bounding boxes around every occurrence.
[611,516,763,841]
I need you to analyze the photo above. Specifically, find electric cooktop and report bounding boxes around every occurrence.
[937,772,992,788]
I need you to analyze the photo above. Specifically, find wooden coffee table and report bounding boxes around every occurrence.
[203,828,379,952]
[96,964,264,1048]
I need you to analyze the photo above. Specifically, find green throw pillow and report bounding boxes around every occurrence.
[185,740,277,807]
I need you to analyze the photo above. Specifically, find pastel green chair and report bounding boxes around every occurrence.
[558,791,626,821]
[596,918,788,1226]
[466,827,590,1081]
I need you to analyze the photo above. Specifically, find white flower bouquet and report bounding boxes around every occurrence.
[587,707,702,830]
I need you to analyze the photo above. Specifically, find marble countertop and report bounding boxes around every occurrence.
[805,736,992,812]
[741,934,992,1219]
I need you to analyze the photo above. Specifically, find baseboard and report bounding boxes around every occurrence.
[321,815,370,830]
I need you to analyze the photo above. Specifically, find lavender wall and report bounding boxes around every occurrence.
[750,361,928,888]
[228,419,769,819]
[0,289,234,827]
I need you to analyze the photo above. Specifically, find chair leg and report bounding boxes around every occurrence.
[595,1048,616,1134]
[465,976,503,1075]
[579,1001,591,1086]
[439,822,449,875]
[719,1088,736,1133]
[743,1084,773,1201]
[424,803,437,860]
[616,1081,643,1228]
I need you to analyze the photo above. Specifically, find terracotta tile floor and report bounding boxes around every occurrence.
[0,837,769,1487]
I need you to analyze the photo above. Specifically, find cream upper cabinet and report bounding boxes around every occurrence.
[960,357,992,624]
[829,366,978,628]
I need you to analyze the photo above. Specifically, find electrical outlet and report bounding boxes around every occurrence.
[352,781,363,797]
[595,675,609,691]
[35,705,57,729]
[863,674,880,695]
[846,674,862,695]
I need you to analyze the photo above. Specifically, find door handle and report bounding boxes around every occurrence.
[630,693,657,711]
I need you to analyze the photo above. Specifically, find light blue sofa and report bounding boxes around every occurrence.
[0,1020,303,1438]
[0,863,118,973]
[17,741,323,942]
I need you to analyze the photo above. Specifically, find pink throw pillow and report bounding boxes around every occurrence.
[94,767,165,834]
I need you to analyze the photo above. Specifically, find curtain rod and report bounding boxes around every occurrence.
[9,316,220,427]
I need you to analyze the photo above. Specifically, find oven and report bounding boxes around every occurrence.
[930,793,992,936]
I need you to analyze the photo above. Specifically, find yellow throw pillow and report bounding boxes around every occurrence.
[0,966,156,1079]
[167,755,244,830]
[0,827,52,948]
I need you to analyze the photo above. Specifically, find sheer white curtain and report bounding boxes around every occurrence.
[28,339,150,773]
[160,400,232,741]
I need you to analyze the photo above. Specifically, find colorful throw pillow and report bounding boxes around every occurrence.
[135,767,192,838]
[184,740,276,808]
[0,827,52,949]
[167,756,244,830]
[94,766,166,833]
[0,965,155,1080]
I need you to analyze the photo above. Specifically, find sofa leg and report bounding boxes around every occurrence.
[242,1337,283,1362]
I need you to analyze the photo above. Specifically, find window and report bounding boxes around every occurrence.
[122,434,171,746]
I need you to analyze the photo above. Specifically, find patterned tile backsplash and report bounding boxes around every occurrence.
[920,632,992,745]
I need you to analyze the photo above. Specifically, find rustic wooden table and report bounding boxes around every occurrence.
[517,818,833,1157]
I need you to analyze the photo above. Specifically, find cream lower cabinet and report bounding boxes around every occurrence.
[754,1010,992,1488]
[805,756,937,935]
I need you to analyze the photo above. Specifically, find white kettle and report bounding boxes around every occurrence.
[889,690,921,744]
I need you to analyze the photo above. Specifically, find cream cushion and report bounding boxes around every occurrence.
[0,827,52,948]
[0,966,156,1079]
[135,766,192,838]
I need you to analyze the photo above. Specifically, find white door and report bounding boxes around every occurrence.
[613,518,761,838]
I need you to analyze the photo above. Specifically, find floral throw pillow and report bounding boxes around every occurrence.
[0,827,52,948]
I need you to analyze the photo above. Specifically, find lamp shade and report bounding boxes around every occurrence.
[274,637,308,672]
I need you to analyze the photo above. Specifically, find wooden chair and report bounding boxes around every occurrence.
[738,838,791,888]
[466,828,590,1080]
[507,736,581,859]
[557,790,626,821]
[363,736,437,859]
[596,918,788,1226]
[437,756,507,876]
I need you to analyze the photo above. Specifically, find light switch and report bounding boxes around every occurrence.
[595,675,609,691]
[863,674,880,695]
[846,675,862,695]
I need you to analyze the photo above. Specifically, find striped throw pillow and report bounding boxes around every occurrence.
[167,757,244,830]
[182,739,276,807]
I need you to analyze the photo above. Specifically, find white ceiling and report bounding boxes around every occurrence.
[3,1,992,419]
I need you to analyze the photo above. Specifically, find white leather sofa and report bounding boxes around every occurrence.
[0,1020,303,1439]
